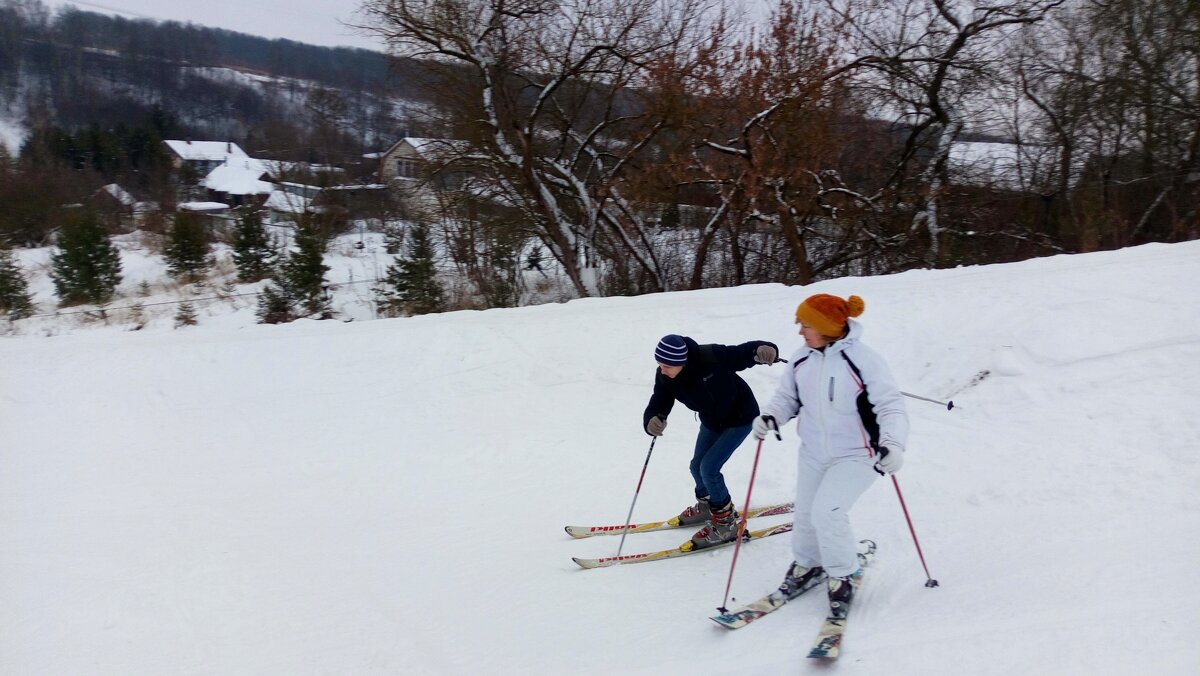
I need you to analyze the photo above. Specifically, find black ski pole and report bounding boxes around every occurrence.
[901,391,955,410]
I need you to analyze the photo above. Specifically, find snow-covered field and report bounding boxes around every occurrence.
[2,241,1199,674]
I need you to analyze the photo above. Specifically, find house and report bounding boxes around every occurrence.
[377,137,474,183]
[263,189,312,225]
[89,183,160,230]
[309,183,394,225]
[176,201,234,235]
[203,159,274,208]
[164,140,250,176]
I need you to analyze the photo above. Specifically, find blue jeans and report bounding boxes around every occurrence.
[689,423,752,507]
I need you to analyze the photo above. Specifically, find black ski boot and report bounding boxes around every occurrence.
[779,562,825,597]
[827,573,857,619]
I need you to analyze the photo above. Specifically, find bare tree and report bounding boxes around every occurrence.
[357,0,723,297]
[823,0,1067,263]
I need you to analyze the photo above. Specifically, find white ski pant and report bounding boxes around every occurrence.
[790,448,878,578]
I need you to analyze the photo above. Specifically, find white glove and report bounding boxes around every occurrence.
[751,415,779,440]
[754,344,778,364]
[646,416,667,436]
[874,445,904,475]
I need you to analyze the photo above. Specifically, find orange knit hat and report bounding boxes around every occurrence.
[795,294,865,337]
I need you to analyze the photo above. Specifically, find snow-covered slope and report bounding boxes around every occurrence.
[2,242,1199,674]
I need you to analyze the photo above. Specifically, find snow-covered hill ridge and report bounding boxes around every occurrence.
[2,241,1198,674]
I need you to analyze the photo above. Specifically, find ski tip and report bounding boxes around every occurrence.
[572,557,599,569]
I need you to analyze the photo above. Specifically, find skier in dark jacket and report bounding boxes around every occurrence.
[643,334,779,549]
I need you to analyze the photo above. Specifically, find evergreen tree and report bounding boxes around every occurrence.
[232,210,276,282]
[126,301,146,330]
[281,218,331,317]
[164,211,213,279]
[0,246,35,319]
[255,218,331,323]
[383,222,405,254]
[255,276,297,324]
[50,210,123,306]
[174,301,199,328]
[378,223,443,316]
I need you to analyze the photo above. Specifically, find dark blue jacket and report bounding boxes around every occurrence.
[643,336,776,432]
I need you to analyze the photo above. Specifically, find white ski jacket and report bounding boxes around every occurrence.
[762,319,908,458]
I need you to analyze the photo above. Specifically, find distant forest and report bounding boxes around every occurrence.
[0,0,433,159]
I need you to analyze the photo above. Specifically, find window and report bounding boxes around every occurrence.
[395,158,419,178]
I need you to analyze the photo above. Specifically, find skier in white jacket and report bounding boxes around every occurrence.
[751,293,908,617]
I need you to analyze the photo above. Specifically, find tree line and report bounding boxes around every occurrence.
[359,0,1199,297]
[4,0,1197,325]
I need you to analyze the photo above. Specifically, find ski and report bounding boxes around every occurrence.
[571,521,793,569]
[807,540,877,660]
[565,502,794,539]
[710,540,876,631]
[709,573,826,630]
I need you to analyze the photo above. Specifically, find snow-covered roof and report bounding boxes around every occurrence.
[101,184,137,207]
[178,201,230,212]
[204,161,274,196]
[264,190,311,214]
[323,183,387,191]
[383,137,474,162]
[164,140,249,162]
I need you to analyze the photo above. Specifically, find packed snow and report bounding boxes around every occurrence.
[2,241,1199,674]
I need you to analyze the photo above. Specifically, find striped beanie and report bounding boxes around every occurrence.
[654,334,688,366]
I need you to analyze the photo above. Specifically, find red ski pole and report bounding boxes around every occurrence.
[717,436,767,613]
[615,437,657,558]
[891,475,939,587]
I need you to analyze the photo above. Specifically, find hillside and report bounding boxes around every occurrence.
[0,0,427,156]
[2,241,1198,673]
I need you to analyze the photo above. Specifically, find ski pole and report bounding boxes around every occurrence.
[901,391,955,410]
[615,437,657,558]
[718,423,780,613]
[891,475,940,588]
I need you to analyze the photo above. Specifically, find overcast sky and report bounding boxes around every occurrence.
[44,0,381,51]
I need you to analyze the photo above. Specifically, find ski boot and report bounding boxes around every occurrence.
[687,500,740,550]
[827,571,859,619]
[779,562,825,597]
[671,496,711,527]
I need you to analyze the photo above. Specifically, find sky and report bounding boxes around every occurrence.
[43,0,382,51]
[2,234,1199,673]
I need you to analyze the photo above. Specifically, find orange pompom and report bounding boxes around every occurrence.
[846,295,865,317]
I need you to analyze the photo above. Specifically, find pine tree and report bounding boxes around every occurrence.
[50,210,123,306]
[164,211,213,280]
[255,218,331,324]
[232,210,276,282]
[255,277,296,324]
[378,223,443,316]
[383,222,405,254]
[126,302,146,330]
[0,246,35,319]
[174,301,199,328]
[282,218,331,317]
